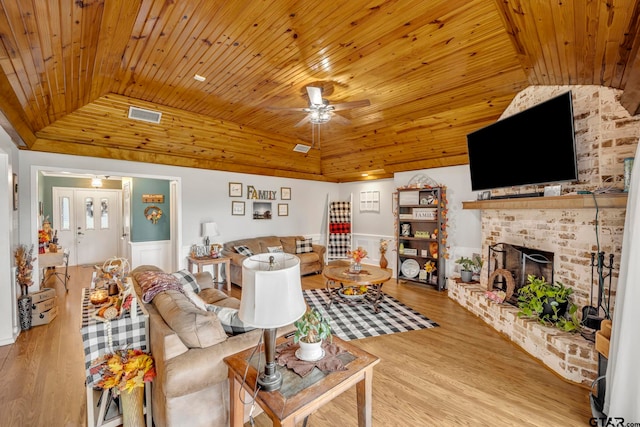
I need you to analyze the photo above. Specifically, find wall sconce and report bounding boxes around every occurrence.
[91,177,103,188]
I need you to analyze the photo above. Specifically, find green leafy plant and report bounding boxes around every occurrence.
[455,255,482,272]
[293,308,332,344]
[517,275,581,332]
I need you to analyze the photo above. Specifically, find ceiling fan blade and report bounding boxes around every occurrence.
[267,106,308,112]
[331,99,371,111]
[293,115,311,128]
[330,113,351,125]
[306,86,323,105]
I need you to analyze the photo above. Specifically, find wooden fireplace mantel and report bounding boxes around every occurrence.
[462,193,627,210]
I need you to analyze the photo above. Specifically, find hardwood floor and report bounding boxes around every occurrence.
[0,265,593,426]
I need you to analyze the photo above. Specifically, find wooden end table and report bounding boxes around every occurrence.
[186,256,231,292]
[323,264,392,313]
[224,336,380,427]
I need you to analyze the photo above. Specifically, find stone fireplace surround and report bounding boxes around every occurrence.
[447,85,638,386]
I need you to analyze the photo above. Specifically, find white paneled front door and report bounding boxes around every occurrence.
[52,187,122,266]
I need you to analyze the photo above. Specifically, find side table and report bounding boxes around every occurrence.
[224,336,380,427]
[187,256,231,292]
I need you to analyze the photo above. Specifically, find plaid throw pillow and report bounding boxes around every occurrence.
[206,305,255,335]
[296,238,313,254]
[172,269,201,293]
[234,245,254,256]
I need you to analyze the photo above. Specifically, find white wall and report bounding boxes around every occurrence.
[395,165,482,277]
[18,151,340,271]
[0,127,20,344]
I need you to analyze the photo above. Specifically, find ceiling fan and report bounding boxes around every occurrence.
[281,86,371,128]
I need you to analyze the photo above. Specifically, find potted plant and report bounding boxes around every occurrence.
[455,255,481,282]
[293,308,332,361]
[517,275,581,332]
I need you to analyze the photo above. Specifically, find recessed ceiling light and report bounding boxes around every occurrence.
[194,74,206,82]
[362,173,368,177]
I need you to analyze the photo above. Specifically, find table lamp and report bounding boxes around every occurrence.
[239,253,306,391]
[202,222,220,247]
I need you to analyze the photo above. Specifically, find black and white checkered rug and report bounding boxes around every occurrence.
[303,289,439,341]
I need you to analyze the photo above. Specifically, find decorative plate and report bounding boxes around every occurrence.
[401,259,420,278]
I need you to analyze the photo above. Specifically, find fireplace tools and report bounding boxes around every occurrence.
[583,252,614,331]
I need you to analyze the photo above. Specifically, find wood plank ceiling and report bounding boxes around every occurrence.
[1,0,639,182]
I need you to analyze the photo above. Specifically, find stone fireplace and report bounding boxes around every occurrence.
[448,85,638,386]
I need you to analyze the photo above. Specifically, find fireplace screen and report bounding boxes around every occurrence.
[487,243,554,305]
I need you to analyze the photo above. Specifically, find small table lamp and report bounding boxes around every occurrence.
[239,253,306,391]
[202,222,220,247]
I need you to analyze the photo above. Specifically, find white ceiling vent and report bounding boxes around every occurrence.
[128,106,162,124]
[293,144,311,153]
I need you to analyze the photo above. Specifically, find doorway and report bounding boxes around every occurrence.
[52,187,122,266]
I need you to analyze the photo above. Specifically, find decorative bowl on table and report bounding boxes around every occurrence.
[338,286,368,300]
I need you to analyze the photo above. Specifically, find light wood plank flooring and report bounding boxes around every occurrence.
[0,265,593,426]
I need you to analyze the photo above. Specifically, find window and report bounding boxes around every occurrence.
[85,197,94,229]
[60,197,70,230]
[100,198,109,229]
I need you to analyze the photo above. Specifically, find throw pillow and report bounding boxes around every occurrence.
[172,269,201,294]
[295,238,313,254]
[206,305,255,335]
[183,287,208,311]
[267,245,284,253]
[234,245,254,256]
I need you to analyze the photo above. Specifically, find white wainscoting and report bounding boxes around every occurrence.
[130,240,172,272]
[351,233,396,278]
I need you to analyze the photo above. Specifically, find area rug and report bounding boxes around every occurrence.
[303,289,439,341]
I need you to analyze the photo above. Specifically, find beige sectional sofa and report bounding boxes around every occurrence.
[130,265,292,427]
[221,235,325,287]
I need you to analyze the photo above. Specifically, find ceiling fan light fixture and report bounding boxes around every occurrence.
[308,108,331,124]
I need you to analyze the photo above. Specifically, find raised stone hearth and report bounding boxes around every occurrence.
[448,278,597,385]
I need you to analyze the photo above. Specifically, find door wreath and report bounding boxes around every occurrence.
[144,206,163,224]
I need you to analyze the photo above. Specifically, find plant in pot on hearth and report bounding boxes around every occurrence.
[293,308,332,361]
[517,275,581,333]
[455,255,482,282]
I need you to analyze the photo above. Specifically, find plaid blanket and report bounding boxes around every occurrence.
[329,222,351,234]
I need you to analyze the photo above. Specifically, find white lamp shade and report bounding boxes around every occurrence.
[239,253,306,328]
[202,222,220,238]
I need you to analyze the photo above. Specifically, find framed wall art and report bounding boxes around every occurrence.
[278,203,288,216]
[359,190,380,212]
[229,182,243,197]
[280,187,291,200]
[253,202,272,219]
[231,201,245,216]
[12,173,18,211]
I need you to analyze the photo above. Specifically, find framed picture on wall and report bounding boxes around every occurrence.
[12,173,18,211]
[229,182,243,197]
[280,187,291,200]
[278,203,288,216]
[232,201,245,216]
[253,202,272,219]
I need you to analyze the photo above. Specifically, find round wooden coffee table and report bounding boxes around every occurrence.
[323,264,392,313]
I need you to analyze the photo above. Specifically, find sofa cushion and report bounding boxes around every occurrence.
[172,269,201,293]
[153,290,227,348]
[296,237,313,254]
[280,236,298,254]
[234,245,254,256]
[267,245,284,253]
[206,305,255,336]
[258,236,283,253]
[198,288,231,304]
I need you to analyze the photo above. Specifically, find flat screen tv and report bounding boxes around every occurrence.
[466,91,577,192]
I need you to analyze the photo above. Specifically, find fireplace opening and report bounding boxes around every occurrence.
[487,243,554,305]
